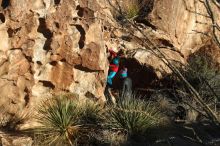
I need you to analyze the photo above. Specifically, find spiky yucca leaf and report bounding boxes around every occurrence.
[110,94,163,137]
[34,95,80,146]
[77,99,105,125]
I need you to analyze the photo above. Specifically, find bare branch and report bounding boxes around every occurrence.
[216,23,220,31]
[192,30,210,36]
[211,0,220,9]
[204,0,220,48]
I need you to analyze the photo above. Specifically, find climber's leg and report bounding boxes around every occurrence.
[105,71,117,105]
[107,71,117,86]
[104,84,115,105]
[121,77,132,97]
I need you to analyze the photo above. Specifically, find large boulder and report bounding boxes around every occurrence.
[0,0,108,123]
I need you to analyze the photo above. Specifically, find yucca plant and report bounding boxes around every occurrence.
[34,95,80,146]
[77,99,105,125]
[33,95,106,146]
[109,94,163,138]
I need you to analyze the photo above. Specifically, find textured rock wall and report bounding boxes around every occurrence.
[149,0,212,55]
[0,0,109,117]
[119,0,220,78]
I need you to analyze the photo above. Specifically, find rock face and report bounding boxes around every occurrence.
[0,0,219,133]
[0,0,110,119]
[107,0,220,78]
[0,130,33,146]
[149,0,215,56]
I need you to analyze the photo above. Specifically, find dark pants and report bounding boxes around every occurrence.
[120,77,132,97]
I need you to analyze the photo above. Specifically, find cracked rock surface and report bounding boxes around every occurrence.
[0,0,109,117]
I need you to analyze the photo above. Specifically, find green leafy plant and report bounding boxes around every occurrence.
[109,94,163,138]
[110,0,146,20]
[118,0,154,19]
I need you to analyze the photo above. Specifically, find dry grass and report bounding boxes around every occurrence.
[93,130,127,145]
[122,0,142,19]
[0,105,31,131]
[109,0,152,20]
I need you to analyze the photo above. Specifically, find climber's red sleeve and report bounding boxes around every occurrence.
[109,64,119,72]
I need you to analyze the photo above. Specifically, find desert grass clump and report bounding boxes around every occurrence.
[99,130,127,145]
[122,0,142,19]
[0,105,31,131]
[77,99,105,125]
[34,95,81,146]
[109,0,145,20]
[109,94,164,138]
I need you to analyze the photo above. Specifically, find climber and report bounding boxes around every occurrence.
[105,48,125,105]
[107,49,124,87]
[107,57,119,86]
[119,66,132,97]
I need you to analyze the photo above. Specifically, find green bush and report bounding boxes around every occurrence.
[109,94,164,138]
[184,53,220,102]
